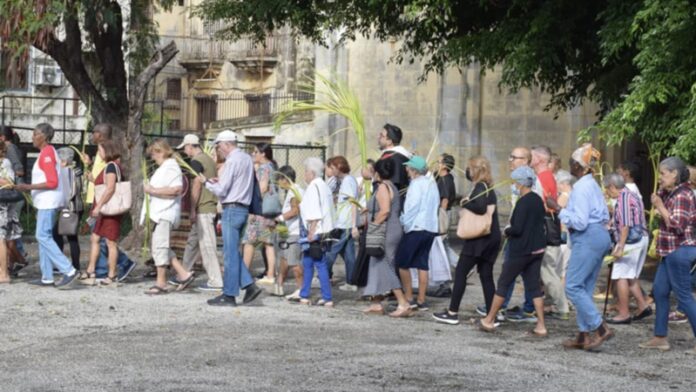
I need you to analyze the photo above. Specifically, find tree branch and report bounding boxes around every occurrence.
[128,40,179,127]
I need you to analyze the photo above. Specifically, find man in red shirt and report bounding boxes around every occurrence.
[531,145,569,319]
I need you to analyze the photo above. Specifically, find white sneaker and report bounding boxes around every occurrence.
[271,283,285,297]
[338,284,358,292]
[285,289,301,300]
[256,276,275,286]
[311,277,320,288]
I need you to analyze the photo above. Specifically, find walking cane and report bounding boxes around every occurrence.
[602,260,614,318]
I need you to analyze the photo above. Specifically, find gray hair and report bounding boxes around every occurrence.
[408,166,428,176]
[555,169,573,185]
[531,145,552,162]
[304,157,324,178]
[57,147,75,164]
[35,123,55,142]
[660,157,690,183]
[604,173,625,189]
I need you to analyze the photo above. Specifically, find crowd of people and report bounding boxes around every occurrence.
[1,121,696,354]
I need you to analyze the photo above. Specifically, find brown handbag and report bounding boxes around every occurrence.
[456,183,495,239]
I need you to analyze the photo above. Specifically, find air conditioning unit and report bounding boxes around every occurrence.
[34,65,64,87]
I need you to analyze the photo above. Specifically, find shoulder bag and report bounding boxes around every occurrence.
[456,183,495,240]
[94,163,132,216]
[365,183,389,257]
[58,168,79,236]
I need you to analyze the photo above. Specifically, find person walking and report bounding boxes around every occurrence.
[53,147,84,272]
[141,139,195,295]
[475,166,547,337]
[377,124,411,201]
[639,157,696,353]
[433,156,501,324]
[275,165,304,299]
[177,134,224,292]
[0,126,27,270]
[0,142,22,284]
[556,144,613,351]
[199,131,262,306]
[14,123,77,288]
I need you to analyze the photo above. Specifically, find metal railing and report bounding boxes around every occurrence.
[159,34,282,62]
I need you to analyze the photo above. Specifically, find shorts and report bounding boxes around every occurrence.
[280,235,302,266]
[152,220,176,267]
[611,235,649,280]
[242,214,275,245]
[0,203,22,241]
[395,230,437,271]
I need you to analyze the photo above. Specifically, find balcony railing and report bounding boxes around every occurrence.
[159,34,282,64]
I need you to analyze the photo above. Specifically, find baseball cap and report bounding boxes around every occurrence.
[213,130,239,144]
[510,165,536,187]
[403,155,427,171]
[175,134,200,149]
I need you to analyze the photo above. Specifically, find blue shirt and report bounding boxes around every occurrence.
[559,173,609,232]
[205,148,254,205]
[400,175,440,233]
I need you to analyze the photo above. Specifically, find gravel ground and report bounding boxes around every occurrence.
[1,238,695,392]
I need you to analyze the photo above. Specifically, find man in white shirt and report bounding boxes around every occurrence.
[275,165,305,299]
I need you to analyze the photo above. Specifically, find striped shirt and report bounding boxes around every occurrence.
[613,187,646,239]
[656,182,696,256]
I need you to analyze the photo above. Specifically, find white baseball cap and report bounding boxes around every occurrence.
[213,130,239,144]
[176,134,200,149]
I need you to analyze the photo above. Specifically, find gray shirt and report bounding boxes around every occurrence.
[205,148,254,205]
[6,143,24,180]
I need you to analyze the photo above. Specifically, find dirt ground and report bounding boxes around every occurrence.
[0,238,695,392]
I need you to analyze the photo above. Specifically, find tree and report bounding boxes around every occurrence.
[196,0,696,160]
[0,0,179,249]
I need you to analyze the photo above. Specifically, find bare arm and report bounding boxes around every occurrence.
[372,184,391,225]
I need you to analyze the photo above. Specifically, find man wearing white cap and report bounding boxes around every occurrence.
[198,130,262,306]
[177,134,223,292]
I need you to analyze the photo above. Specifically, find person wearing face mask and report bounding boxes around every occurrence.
[475,166,547,336]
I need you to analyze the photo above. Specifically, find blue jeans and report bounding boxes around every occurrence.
[300,249,332,301]
[653,246,696,337]
[37,209,75,282]
[221,206,254,297]
[565,224,611,332]
[325,229,356,282]
[95,240,132,278]
[501,243,535,313]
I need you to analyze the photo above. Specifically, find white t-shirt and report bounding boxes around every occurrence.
[282,184,304,236]
[140,158,183,226]
[335,175,358,229]
[0,158,15,182]
[626,182,642,199]
[300,178,335,235]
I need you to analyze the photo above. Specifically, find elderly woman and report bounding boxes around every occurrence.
[639,157,696,352]
[475,166,547,336]
[394,155,439,315]
[603,173,652,324]
[53,147,84,272]
[79,141,123,285]
[298,157,336,306]
[14,124,77,288]
[362,159,412,316]
[555,144,612,351]
[556,169,573,281]
[141,139,195,295]
[433,156,500,324]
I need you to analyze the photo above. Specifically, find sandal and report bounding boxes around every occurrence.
[299,298,311,306]
[176,273,196,291]
[79,272,96,286]
[526,329,548,338]
[145,285,169,295]
[362,306,385,315]
[99,276,118,287]
[474,318,496,333]
[389,306,414,318]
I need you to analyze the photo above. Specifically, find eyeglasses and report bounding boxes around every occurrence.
[508,155,526,162]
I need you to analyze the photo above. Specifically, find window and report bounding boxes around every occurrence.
[166,78,182,100]
[0,47,28,90]
[178,0,185,6]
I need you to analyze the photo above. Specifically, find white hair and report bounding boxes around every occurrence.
[555,169,573,185]
[304,157,324,178]
[57,147,74,164]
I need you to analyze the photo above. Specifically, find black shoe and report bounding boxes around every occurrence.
[28,279,54,287]
[243,284,262,304]
[55,272,78,289]
[606,316,632,325]
[207,294,237,307]
[432,310,460,325]
[632,307,654,321]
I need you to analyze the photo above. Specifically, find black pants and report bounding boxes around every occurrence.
[53,211,83,270]
[449,253,497,313]
[495,253,544,299]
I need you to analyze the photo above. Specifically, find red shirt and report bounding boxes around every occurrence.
[38,145,59,189]
[536,170,557,210]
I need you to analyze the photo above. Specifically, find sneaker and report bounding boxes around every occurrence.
[408,300,429,311]
[271,283,285,297]
[639,338,670,351]
[285,289,301,300]
[475,305,488,316]
[548,311,570,321]
[28,279,54,286]
[433,310,460,325]
[409,300,418,310]
[207,294,237,307]
[196,283,223,292]
[506,310,538,323]
[668,311,688,324]
[117,260,137,282]
[167,276,181,286]
[242,284,263,304]
[338,284,358,292]
[55,271,78,289]
[257,276,275,286]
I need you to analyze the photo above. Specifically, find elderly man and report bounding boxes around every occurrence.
[298,157,336,306]
[530,145,569,320]
[199,130,261,306]
[394,156,440,315]
[604,173,652,324]
[83,123,136,281]
[177,134,223,292]
[15,123,76,288]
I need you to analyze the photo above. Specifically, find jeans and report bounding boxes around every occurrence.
[221,206,254,297]
[501,243,535,313]
[325,229,356,282]
[653,246,696,337]
[565,223,611,332]
[300,249,332,301]
[37,209,75,282]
